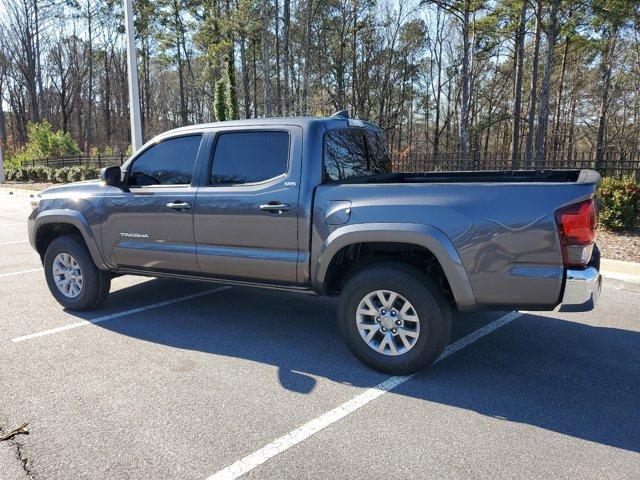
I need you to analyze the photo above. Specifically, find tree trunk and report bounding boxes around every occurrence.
[433,7,443,159]
[552,36,570,163]
[240,34,251,119]
[33,0,43,121]
[595,26,619,169]
[174,0,188,125]
[351,3,357,117]
[459,2,471,161]
[252,40,258,117]
[261,0,272,116]
[524,0,542,166]
[511,0,527,168]
[86,0,94,153]
[566,97,577,163]
[283,0,290,114]
[302,0,313,114]
[444,74,452,153]
[534,0,559,167]
[103,50,112,143]
[274,0,282,115]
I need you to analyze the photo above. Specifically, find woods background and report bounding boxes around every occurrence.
[0,0,639,170]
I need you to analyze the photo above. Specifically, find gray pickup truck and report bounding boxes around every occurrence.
[28,113,601,374]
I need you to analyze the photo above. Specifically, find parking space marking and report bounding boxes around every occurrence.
[0,222,26,227]
[0,267,43,278]
[11,286,232,343]
[206,311,523,480]
[0,240,29,246]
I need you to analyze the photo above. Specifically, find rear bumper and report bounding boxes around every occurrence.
[558,267,601,312]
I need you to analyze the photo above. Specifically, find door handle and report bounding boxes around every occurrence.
[259,202,291,214]
[166,201,192,211]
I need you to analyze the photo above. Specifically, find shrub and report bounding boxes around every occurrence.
[25,165,51,182]
[46,167,58,183]
[13,168,28,182]
[597,176,640,231]
[55,167,71,183]
[40,167,54,182]
[80,165,99,180]
[67,166,83,182]
[6,164,101,184]
[5,120,80,168]
[28,166,39,181]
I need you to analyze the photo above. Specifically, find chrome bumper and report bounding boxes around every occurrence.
[558,267,601,312]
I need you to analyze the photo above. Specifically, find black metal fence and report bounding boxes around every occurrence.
[27,151,640,178]
[394,152,640,178]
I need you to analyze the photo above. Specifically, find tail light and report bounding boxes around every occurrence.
[555,199,597,267]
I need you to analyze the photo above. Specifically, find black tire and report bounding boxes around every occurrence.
[338,263,452,375]
[44,235,111,311]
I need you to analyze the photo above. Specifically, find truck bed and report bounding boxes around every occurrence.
[313,169,599,309]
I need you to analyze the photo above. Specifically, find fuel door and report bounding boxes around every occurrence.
[325,200,352,225]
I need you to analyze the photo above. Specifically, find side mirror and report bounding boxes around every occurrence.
[100,166,122,188]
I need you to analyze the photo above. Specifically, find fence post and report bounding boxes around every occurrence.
[98,153,102,168]
[120,153,124,165]
[61,155,65,167]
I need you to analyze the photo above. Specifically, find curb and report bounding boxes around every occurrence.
[0,186,41,197]
[601,258,640,284]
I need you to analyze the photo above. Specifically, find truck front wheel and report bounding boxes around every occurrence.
[44,235,111,311]
[337,263,452,375]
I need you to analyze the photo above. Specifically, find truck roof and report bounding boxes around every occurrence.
[161,115,379,137]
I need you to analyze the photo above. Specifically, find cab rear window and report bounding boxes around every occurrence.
[323,129,391,182]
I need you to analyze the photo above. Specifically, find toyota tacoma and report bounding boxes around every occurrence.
[28,113,602,374]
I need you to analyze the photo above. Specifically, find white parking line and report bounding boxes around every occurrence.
[0,268,43,278]
[0,223,26,227]
[11,286,232,342]
[206,311,523,480]
[0,240,29,245]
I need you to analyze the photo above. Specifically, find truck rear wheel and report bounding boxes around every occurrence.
[44,235,111,311]
[337,263,452,375]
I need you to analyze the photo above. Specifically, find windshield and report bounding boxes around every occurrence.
[323,128,392,182]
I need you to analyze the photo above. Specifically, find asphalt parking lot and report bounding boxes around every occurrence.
[1,190,639,480]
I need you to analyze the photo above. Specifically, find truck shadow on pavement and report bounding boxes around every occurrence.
[84,278,639,454]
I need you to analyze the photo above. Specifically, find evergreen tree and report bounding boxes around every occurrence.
[226,56,239,120]
[214,78,228,122]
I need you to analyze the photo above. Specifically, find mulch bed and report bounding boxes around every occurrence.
[596,228,640,263]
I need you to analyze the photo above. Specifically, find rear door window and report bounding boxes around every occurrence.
[323,129,391,181]
[210,131,290,185]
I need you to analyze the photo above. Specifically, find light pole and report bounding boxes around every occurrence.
[123,0,142,152]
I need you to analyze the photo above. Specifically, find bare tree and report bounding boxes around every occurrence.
[534,0,559,167]
[524,0,542,166]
